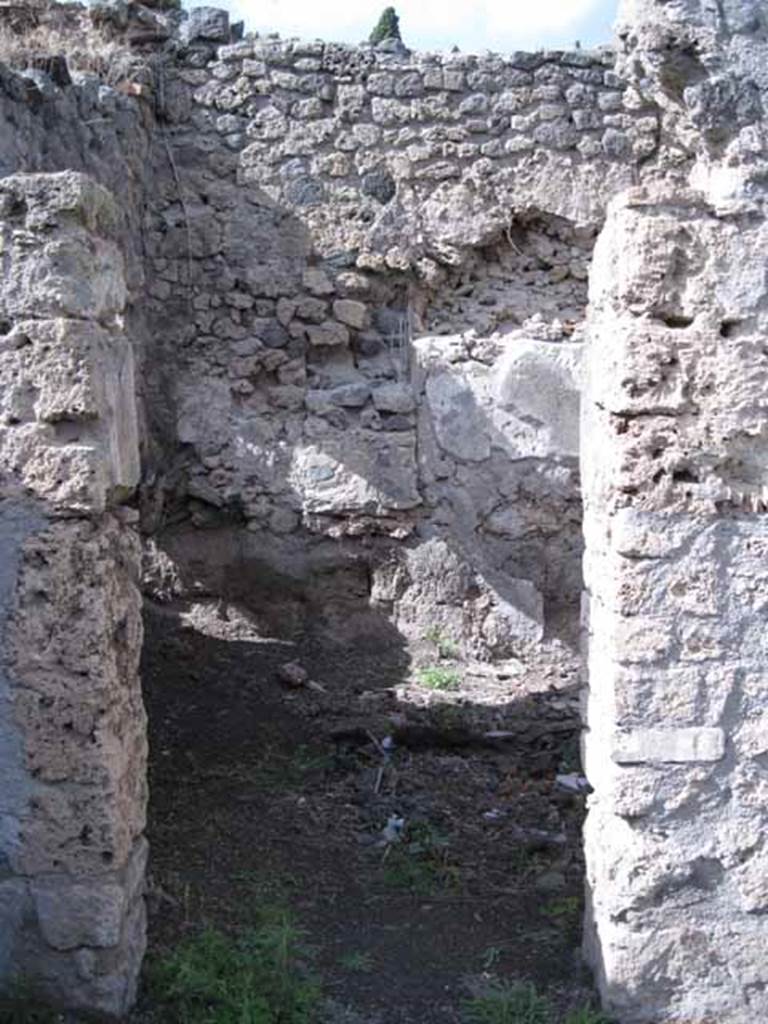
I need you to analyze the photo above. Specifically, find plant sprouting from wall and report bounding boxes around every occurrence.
[369,7,402,45]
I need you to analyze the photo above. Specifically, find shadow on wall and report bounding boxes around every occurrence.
[141,150,587,661]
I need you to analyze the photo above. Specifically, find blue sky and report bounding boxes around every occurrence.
[184,0,620,53]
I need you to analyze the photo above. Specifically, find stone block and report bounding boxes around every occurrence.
[424,369,491,462]
[0,173,125,321]
[365,72,394,96]
[612,727,726,764]
[0,878,28,976]
[394,72,424,98]
[491,339,582,459]
[332,299,367,329]
[6,518,146,877]
[328,382,371,408]
[372,383,416,414]
[34,880,126,951]
[181,6,230,43]
[0,319,140,514]
[32,838,147,954]
[295,296,327,322]
[307,321,349,347]
[480,579,545,650]
[289,435,420,513]
[302,268,334,296]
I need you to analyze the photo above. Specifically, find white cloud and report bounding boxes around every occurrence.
[212,0,611,51]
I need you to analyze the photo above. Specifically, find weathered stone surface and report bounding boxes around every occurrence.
[492,339,582,458]
[411,331,583,610]
[372,382,416,414]
[0,319,140,513]
[0,173,126,321]
[303,268,334,296]
[307,321,349,347]
[289,435,420,513]
[612,727,726,765]
[32,838,147,952]
[582,184,768,1023]
[328,382,371,407]
[480,578,545,651]
[0,512,146,1012]
[0,173,146,1016]
[332,298,367,329]
[8,515,146,876]
[181,6,229,43]
[423,363,491,463]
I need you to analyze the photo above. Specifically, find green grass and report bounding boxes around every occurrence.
[382,821,459,894]
[337,951,373,974]
[462,982,613,1024]
[541,896,581,919]
[150,907,321,1024]
[563,1009,612,1024]
[0,995,56,1023]
[255,745,334,788]
[200,744,334,794]
[462,981,550,1024]
[0,978,59,1023]
[415,665,461,691]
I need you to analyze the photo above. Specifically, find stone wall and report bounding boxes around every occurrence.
[0,10,663,1013]
[0,1,767,1018]
[580,0,768,1019]
[140,31,659,650]
[0,173,146,1015]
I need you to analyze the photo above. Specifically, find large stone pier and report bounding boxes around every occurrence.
[0,173,146,1016]
[582,185,768,1022]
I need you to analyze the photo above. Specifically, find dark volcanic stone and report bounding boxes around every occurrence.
[361,170,396,205]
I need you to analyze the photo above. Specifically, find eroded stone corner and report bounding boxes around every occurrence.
[0,171,146,1018]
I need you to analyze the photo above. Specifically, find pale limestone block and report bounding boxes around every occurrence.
[612,727,726,764]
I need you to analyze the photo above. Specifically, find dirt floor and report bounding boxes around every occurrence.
[133,598,597,1023]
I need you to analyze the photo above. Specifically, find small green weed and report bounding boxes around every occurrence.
[233,868,299,890]
[541,896,580,919]
[150,907,320,1024]
[424,627,460,660]
[462,981,550,1024]
[209,745,334,793]
[277,745,335,787]
[0,980,57,1024]
[429,702,464,731]
[382,821,459,894]
[563,1008,612,1024]
[557,736,581,774]
[337,951,373,974]
[506,846,549,878]
[416,665,461,691]
[480,945,504,971]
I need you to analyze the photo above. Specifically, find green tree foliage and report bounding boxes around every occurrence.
[369,6,402,44]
